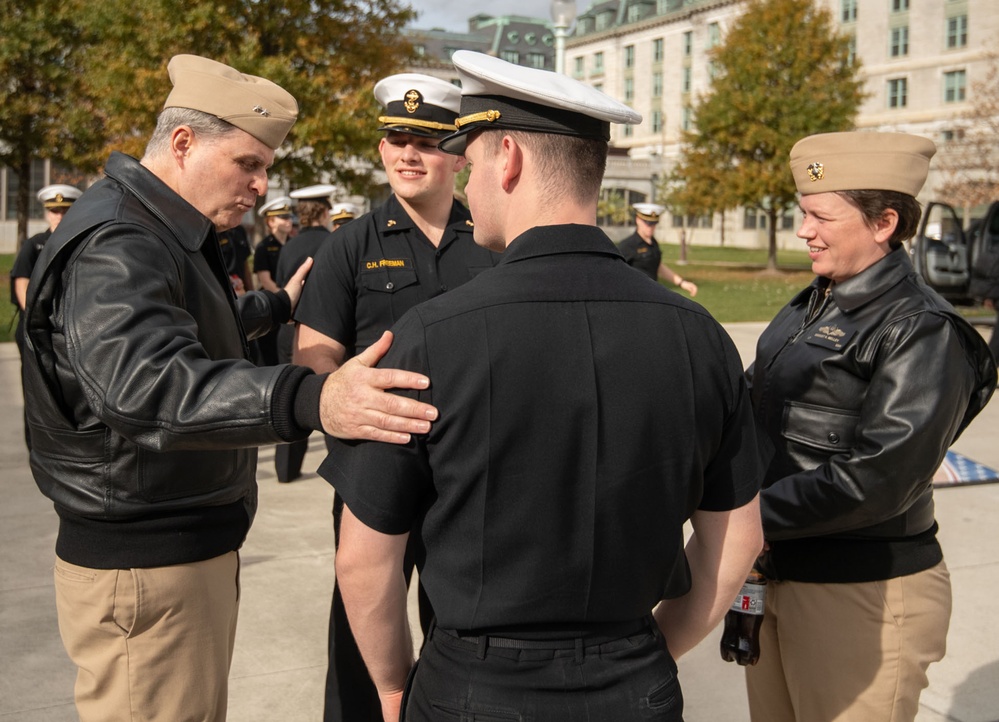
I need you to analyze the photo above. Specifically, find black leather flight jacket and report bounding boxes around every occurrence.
[749,248,995,583]
[22,153,314,567]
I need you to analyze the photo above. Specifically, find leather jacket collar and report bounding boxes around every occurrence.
[104,152,215,252]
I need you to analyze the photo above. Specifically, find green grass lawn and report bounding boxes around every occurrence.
[0,244,988,344]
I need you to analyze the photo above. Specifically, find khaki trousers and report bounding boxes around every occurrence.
[746,561,951,722]
[53,551,240,722]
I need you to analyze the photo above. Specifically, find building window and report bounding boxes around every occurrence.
[653,71,663,98]
[594,52,604,74]
[841,0,857,23]
[444,47,459,59]
[501,50,520,64]
[707,23,721,49]
[707,60,719,80]
[890,26,909,57]
[653,38,664,63]
[847,34,857,65]
[625,45,635,68]
[743,208,758,230]
[683,31,693,56]
[891,0,909,12]
[623,124,634,138]
[627,3,643,22]
[652,109,663,133]
[574,56,584,78]
[625,77,634,103]
[413,45,426,57]
[593,82,603,93]
[888,77,908,108]
[941,128,965,142]
[682,106,692,131]
[506,31,519,43]
[525,32,537,45]
[946,15,968,49]
[781,211,795,230]
[527,53,546,69]
[683,66,692,93]
[944,69,967,103]
[596,12,610,31]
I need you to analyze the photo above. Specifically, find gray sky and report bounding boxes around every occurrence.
[406,0,568,32]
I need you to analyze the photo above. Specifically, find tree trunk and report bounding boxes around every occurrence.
[15,152,31,252]
[766,207,779,271]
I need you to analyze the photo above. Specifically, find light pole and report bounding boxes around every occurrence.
[551,0,577,75]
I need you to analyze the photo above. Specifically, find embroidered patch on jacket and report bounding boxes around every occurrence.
[805,323,855,351]
[364,258,411,270]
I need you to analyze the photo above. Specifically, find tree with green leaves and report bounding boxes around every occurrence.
[667,0,864,270]
[75,0,417,192]
[0,0,104,248]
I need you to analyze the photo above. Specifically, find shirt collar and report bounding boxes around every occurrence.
[499,224,623,266]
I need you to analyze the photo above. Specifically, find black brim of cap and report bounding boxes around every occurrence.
[378,123,450,139]
[438,127,474,155]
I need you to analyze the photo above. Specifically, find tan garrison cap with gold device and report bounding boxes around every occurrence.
[164,54,299,150]
[790,131,936,197]
[374,73,462,139]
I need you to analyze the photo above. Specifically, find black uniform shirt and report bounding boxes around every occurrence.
[618,231,662,280]
[322,224,764,630]
[11,230,51,305]
[253,234,283,277]
[275,226,334,286]
[295,195,498,358]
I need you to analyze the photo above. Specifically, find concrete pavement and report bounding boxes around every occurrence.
[2,325,998,722]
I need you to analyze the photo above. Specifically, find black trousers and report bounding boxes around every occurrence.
[402,620,683,721]
[324,494,433,722]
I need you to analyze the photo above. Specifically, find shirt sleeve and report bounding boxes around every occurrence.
[695,319,767,512]
[319,312,434,533]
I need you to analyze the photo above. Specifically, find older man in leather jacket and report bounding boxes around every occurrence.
[21,55,437,722]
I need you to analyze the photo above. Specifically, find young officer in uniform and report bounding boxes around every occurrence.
[253,196,294,365]
[323,50,765,722]
[293,72,499,721]
[270,184,338,482]
[11,184,83,449]
[618,202,698,296]
[330,201,359,230]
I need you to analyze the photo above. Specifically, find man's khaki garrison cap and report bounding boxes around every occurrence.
[164,54,299,150]
[789,131,936,198]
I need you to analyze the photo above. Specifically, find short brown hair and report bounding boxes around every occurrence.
[297,199,330,227]
[838,190,922,249]
[478,130,607,206]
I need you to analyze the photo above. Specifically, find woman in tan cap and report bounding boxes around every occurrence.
[744,131,996,721]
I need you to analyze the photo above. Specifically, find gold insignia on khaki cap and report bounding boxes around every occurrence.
[633,203,666,223]
[164,54,299,150]
[37,184,82,209]
[790,131,936,197]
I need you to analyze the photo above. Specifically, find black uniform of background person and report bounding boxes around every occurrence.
[252,234,283,365]
[618,203,698,296]
[252,196,295,368]
[326,51,765,722]
[219,224,253,293]
[271,196,336,483]
[292,71,500,721]
[10,184,82,450]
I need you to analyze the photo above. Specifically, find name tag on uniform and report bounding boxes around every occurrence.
[805,323,855,351]
[637,247,648,254]
[364,258,411,271]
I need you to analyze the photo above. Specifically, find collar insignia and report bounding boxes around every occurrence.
[386,219,397,227]
[253,105,270,117]
[466,220,474,227]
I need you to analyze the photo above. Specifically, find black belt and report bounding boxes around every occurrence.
[435,617,653,651]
